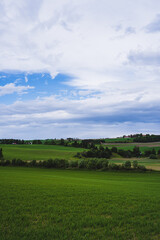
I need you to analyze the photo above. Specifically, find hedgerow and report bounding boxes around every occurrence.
[0,158,147,172]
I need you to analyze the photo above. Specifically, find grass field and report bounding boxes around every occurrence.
[0,144,85,161]
[110,157,160,170]
[1,143,160,170]
[0,167,160,240]
[104,137,133,143]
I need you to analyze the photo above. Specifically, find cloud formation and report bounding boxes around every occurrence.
[1,0,160,138]
[145,14,160,32]
[0,83,34,96]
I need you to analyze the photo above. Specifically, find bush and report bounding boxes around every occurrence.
[109,163,120,170]
[29,160,37,167]
[96,159,108,169]
[149,154,157,159]
[86,159,97,170]
[78,159,87,169]
[132,160,138,169]
[69,160,78,168]
[102,160,109,170]
[137,165,146,171]
[111,147,117,153]
[124,160,131,169]
[0,160,11,166]
[0,148,3,160]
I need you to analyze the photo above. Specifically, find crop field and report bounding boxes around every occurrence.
[0,167,160,240]
[0,144,85,161]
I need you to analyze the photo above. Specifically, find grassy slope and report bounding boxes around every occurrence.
[0,144,85,161]
[0,167,160,240]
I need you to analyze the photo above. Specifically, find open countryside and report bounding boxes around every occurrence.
[1,135,160,240]
[1,136,160,170]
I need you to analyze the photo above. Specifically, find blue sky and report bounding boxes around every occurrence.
[0,0,160,139]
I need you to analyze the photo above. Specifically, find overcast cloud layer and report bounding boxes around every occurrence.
[0,0,160,139]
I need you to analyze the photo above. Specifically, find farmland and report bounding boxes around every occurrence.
[0,144,85,161]
[1,142,160,170]
[0,167,160,240]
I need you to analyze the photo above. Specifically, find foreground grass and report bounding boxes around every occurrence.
[0,167,160,240]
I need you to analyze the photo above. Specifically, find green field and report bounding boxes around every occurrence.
[110,157,160,170]
[0,144,85,161]
[0,167,160,240]
[1,143,160,170]
[104,137,133,143]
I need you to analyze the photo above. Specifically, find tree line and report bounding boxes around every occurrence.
[75,146,160,159]
[133,134,160,143]
[0,157,146,171]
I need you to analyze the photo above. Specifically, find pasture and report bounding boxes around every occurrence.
[0,144,84,161]
[0,167,160,240]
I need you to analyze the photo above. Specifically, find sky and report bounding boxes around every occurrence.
[0,0,160,139]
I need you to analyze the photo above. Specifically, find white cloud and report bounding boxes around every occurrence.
[25,76,28,83]
[0,83,34,96]
[1,0,160,137]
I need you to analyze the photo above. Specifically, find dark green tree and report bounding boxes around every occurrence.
[0,148,3,160]
[124,160,131,169]
[132,160,138,169]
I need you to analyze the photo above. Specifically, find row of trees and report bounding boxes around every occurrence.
[76,146,142,159]
[133,134,160,143]
[75,146,160,159]
[0,139,25,144]
[116,147,160,159]
[75,146,112,158]
[0,158,146,171]
[44,139,98,149]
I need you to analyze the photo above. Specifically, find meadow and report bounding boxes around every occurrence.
[0,167,160,240]
[0,144,84,161]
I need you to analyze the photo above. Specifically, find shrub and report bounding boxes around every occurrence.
[124,160,131,169]
[78,159,87,169]
[12,158,17,166]
[111,147,117,153]
[17,159,25,166]
[132,160,138,169]
[102,160,109,170]
[109,163,120,170]
[30,160,37,167]
[69,160,78,168]
[149,154,157,159]
[132,146,141,157]
[0,160,11,166]
[144,150,152,157]
[137,165,146,171]
[86,159,97,170]
[44,159,54,168]
[95,159,108,169]
[54,158,69,168]
[0,148,3,160]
